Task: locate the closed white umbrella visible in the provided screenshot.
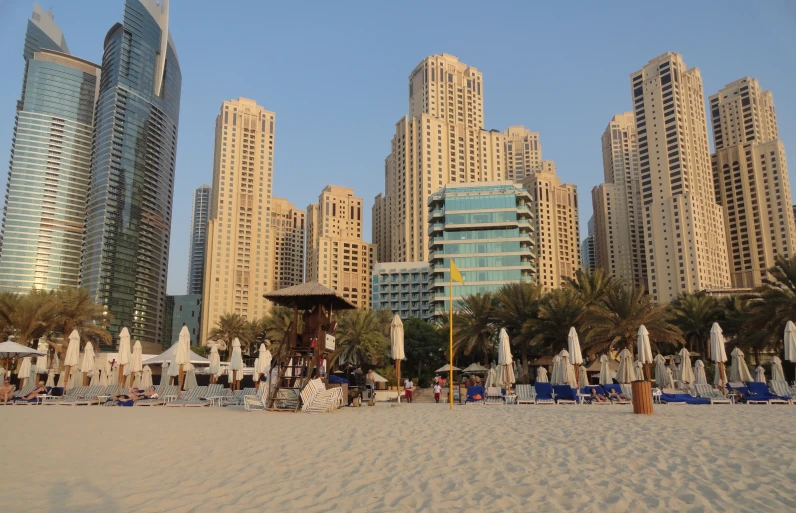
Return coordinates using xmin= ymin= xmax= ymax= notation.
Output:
xmin=678 ymin=347 xmax=695 ymax=384
xmin=130 ymin=340 xmax=143 ymax=387
xmin=559 ymin=350 xmax=576 ymax=387
xmin=101 ymin=357 xmax=112 ymax=386
xmin=17 ymin=357 xmax=33 ymax=390
xmin=754 ymin=365 xmax=766 ymax=383
xmin=184 ymin=363 xmax=198 ymax=390
xmin=579 ymin=365 xmax=589 ymax=388
xmin=390 ymin=314 xmax=406 ymax=403
xmin=771 ymin=356 xmax=786 ymax=383
xmin=63 ymin=330 xmax=81 ymax=389
xmin=710 ymin=323 xmax=728 ymax=387
xmin=141 ymin=366 xmax=153 ymax=389
xmin=654 ymin=354 xmax=668 ymax=386
xmin=730 ymin=347 xmax=753 ymax=383
xmin=536 ymin=366 xmax=548 ymax=383
xmin=637 ymin=325 xmax=653 ymax=380
xmin=693 ymin=360 xmax=707 ymax=385
xmin=567 ymin=327 xmax=583 ymax=385
xmin=484 ymin=365 xmax=496 ymax=388
xmin=616 ymin=349 xmax=635 ymax=384
xmin=634 ymin=360 xmax=644 ymax=382
xmin=89 ymin=369 xmax=100 ymax=386
xmin=253 ymin=343 xmax=269 ymax=385
xmin=784 ymin=321 xmax=796 ymax=364
xmin=168 ymin=357 xmax=180 ymax=381
xmin=208 ymin=345 xmax=221 ymax=383
xmin=45 ymin=369 xmax=55 ymax=388
xmin=162 ymin=361 xmax=171 ymax=385
xmin=668 ymin=356 xmax=680 ymax=382
xmin=550 ymin=355 xmax=561 ymax=385
xmin=599 ymin=355 xmax=613 ymax=385
xmin=175 ymin=326 xmax=191 ymax=391
xmin=80 ymin=342 xmax=96 ymax=387
xmin=229 ymin=337 xmax=244 ymax=390
xmin=34 ymin=339 xmax=49 ymax=374
xmin=67 ymin=364 xmax=81 ymax=390
xmin=497 ymin=328 xmax=515 ymax=388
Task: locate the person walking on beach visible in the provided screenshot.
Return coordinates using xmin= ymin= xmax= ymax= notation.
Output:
xmin=433 ymin=382 xmax=441 ymax=403
xmin=404 ymin=378 xmax=414 ymax=403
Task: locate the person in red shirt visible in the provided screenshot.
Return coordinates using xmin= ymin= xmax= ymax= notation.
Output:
xmin=404 ymin=378 xmax=414 ymax=403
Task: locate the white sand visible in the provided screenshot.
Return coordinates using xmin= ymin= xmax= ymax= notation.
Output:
xmin=2 ymin=403 xmax=796 ymax=512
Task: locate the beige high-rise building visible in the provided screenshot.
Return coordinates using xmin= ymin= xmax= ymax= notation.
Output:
xmin=504 ymin=126 xmax=542 ymax=182
xmin=307 ymin=185 xmax=375 ymax=309
xmin=373 ymin=54 xmax=509 ymax=263
xmin=200 ymin=98 xmax=275 ymax=344
xmin=631 ymin=53 xmax=730 ymax=303
xmin=522 ymin=169 xmax=581 ymax=290
xmin=591 ymin=113 xmax=647 ymax=289
xmin=710 ymin=77 xmax=796 ymax=287
xmin=270 ymin=197 xmax=305 ymax=290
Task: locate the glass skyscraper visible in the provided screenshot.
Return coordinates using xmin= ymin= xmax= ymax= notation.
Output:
xmin=187 ymin=184 xmax=211 ymax=295
xmin=428 ymin=182 xmax=535 ymax=314
xmin=0 ymin=5 xmax=100 ymax=292
xmin=81 ymin=0 xmax=182 ymax=344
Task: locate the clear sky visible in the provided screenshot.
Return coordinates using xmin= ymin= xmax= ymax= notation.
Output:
xmin=1 ymin=0 xmax=795 ymax=295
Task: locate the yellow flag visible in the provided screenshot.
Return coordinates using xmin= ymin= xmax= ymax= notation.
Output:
xmin=450 ymin=259 xmax=464 ymax=284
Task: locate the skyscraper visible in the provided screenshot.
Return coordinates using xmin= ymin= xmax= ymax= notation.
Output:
xmin=591 ymin=113 xmax=646 ymax=289
xmin=306 ymin=185 xmax=374 ymax=309
xmin=503 ymin=126 xmax=543 ymax=183
xmin=81 ymin=0 xmax=181 ymax=343
xmin=200 ymin=98 xmax=275 ymax=344
xmin=630 ymin=53 xmax=730 ymax=303
xmin=522 ymin=166 xmax=581 ymax=291
xmin=187 ymin=184 xmax=211 ymax=294
xmin=270 ymin=197 xmax=305 ymax=290
xmin=710 ymin=78 xmax=796 ymax=287
xmin=582 ymin=217 xmax=596 ymax=272
xmin=0 ymin=5 xmax=100 ymax=292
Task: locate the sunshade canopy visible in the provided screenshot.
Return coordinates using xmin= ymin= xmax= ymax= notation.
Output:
xmin=461 ymin=363 xmax=489 ymax=373
xmin=264 ymin=281 xmax=356 ymax=311
xmin=143 ymin=343 xmax=210 ymax=366
xmin=0 ymin=341 xmax=46 ymax=359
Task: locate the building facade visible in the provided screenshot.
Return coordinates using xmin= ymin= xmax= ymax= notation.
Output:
xmin=710 ymin=77 xmax=796 ymax=288
xmin=503 ymin=126 xmax=543 ymax=183
xmin=631 ymin=53 xmax=730 ymax=303
xmin=187 ymin=184 xmax=211 ymax=295
xmin=0 ymin=6 xmax=100 ymax=292
xmin=522 ymin=167 xmax=580 ymax=291
xmin=168 ymin=294 xmax=202 ymax=346
xmin=371 ymin=262 xmax=432 ymax=321
xmin=591 ymin=113 xmax=647 ymax=289
xmin=270 ymin=197 xmax=305 ymax=290
xmin=200 ymin=98 xmax=275 ymax=344
xmin=81 ymin=0 xmax=182 ymax=343
xmin=582 ymin=218 xmax=597 ymax=272
xmin=306 ymin=185 xmax=374 ymax=309
xmin=161 ymin=295 xmax=175 ymax=347
xmin=428 ymin=182 xmax=534 ymax=314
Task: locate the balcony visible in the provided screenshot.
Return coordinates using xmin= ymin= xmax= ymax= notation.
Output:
xmin=428 ymin=223 xmax=444 ymax=235
xmin=429 ymin=209 xmax=445 ymax=220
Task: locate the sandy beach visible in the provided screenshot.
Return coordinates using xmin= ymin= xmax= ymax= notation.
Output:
xmin=2 ymin=403 xmax=795 ymax=512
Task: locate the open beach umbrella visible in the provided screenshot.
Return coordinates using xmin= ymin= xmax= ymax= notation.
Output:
xmin=80 ymin=342 xmax=96 ymax=387
xmin=435 ymin=364 xmax=460 ymax=373
xmin=771 ymin=356 xmax=786 ymax=382
xmin=229 ymin=338 xmax=243 ymax=390
xmin=141 ymin=365 xmax=153 ymax=389
xmin=63 ymin=330 xmax=81 ymax=389
xmin=497 ymin=328 xmax=515 ymax=388
xmin=175 ymin=326 xmax=191 ymax=391
xmin=729 ymin=347 xmax=753 ymax=383
xmin=754 ymin=366 xmax=766 ymax=383
xmin=17 ymin=357 xmax=32 ymax=390
xmin=184 ymin=363 xmax=198 ymax=390
xmin=654 ymin=354 xmax=668 ymax=386
xmin=536 ymin=366 xmax=548 ymax=383
xmin=567 ymin=327 xmax=583 ymax=384
xmin=599 ymin=355 xmax=613 ymax=385
xmin=693 ymin=360 xmax=707 ymax=385
xmin=637 ymin=325 xmax=653 ymax=380
xmin=710 ymin=323 xmax=728 ymax=387
xmin=390 ymin=314 xmax=405 ymax=402
xmin=45 ymin=369 xmax=55 ymax=388
xmin=784 ymin=321 xmax=796 ymax=369
xmin=34 ymin=339 xmax=49 ymax=374
xmin=208 ymin=345 xmax=221 ymax=383
xmin=616 ymin=349 xmax=635 ymax=383
xmin=678 ymin=347 xmax=694 ymax=384
xmin=130 ymin=340 xmax=143 ymax=386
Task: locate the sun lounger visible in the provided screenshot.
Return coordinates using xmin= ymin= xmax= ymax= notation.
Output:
xmin=533 ymin=382 xmax=555 ymax=404
xmin=659 ymin=392 xmax=709 ymax=405
xmin=619 ymin=384 xmax=634 ymax=400
xmin=769 ymin=380 xmax=796 ymax=403
xmin=515 ymin=384 xmax=536 ymax=404
xmin=12 ymin=386 xmax=50 ymax=405
xmin=485 ymin=386 xmax=504 ymax=404
xmin=62 ymin=385 xmax=105 ymax=406
xmin=13 ymin=383 xmax=34 ymax=398
xmin=165 ymin=387 xmax=210 ymax=407
xmin=746 ymin=382 xmax=791 ymax=404
xmin=601 ymin=384 xmax=631 ymax=404
xmin=52 ymin=386 xmax=88 ymax=405
xmin=693 ymin=384 xmax=732 ymax=404
xmin=300 ymin=379 xmax=324 ymax=412
xmin=581 ymin=385 xmax=611 ymax=405
xmin=465 ymin=385 xmax=485 ymax=404
xmin=244 ymin=385 xmax=269 ymax=411
xmin=135 ymin=385 xmax=176 ymax=406
xmin=552 ymin=385 xmax=579 ymax=404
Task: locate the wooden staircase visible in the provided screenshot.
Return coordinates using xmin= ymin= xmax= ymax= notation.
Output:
xmin=266 ymin=343 xmax=314 ymax=412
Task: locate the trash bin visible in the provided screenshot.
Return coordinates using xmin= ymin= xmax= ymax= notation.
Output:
xmin=631 ymin=380 xmax=653 ymax=414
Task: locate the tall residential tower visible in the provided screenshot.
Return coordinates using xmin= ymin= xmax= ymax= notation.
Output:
xmin=0 ymin=5 xmax=100 ymax=292
xmin=270 ymin=197 xmax=305 ymax=290
xmin=187 ymin=184 xmax=211 ymax=294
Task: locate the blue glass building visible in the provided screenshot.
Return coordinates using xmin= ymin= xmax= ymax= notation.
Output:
xmin=0 ymin=5 xmax=100 ymax=292
xmin=81 ymin=0 xmax=182 ymax=344
xmin=371 ymin=262 xmax=432 ymax=321
xmin=428 ymin=182 xmax=536 ymax=314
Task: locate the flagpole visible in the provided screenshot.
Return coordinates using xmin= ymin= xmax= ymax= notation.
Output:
xmin=449 ymin=272 xmax=453 ymax=410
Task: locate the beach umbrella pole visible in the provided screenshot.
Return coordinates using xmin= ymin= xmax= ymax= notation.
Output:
xmin=117 ymin=364 xmax=125 ymax=392
xmin=719 ymin=362 xmax=727 ymax=390
xmin=574 ymin=364 xmax=580 ymax=387
xmin=83 ymin=373 xmax=88 ymax=386
xmin=396 ymin=359 xmax=401 ymax=404
xmin=64 ymin=365 xmax=71 ymax=388
xmin=178 ymin=364 xmax=185 ymax=392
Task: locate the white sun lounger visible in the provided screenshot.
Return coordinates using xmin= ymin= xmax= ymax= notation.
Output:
xmin=693 ymin=384 xmax=732 ymax=404
xmin=515 ymin=384 xmax=535 ymax=404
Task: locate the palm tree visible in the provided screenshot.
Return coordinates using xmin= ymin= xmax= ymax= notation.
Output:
xmin=671 ymin=291 xmax=721 ymax=357
xmin=449 ymin=293 xmax=496 ymax=365
xmin=581 ymin=286 xmax=682 ymax=356
xmin=329 ymin=309 xmax=389 ymax=367
xmin=208 ymin=313 xmax=253 ymax=355
xmin=721 ymin=295 xmax=768 ymax=366
xmin=525 ymin=288 xmax=582 ymax=356
xmin=4 ymin=290 xmax=59 ymax=347
xmin=564 ymin=268 xmax=619 ymax=307
xmin=743 ymin=256 xmax=796 ymax=356
xmin=0 ymin=291 xmax=19 ymax=341
xmin=52 ymin=287 xmax=112 ymax=349
xmin=494 ymin=282 xmax=542 ymax=379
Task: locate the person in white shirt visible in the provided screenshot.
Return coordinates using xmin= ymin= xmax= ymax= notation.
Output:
xmin=404 ymin=378 xmax=414 ymax=403
xmin=433 ymin=383 xmax=442 ymax=403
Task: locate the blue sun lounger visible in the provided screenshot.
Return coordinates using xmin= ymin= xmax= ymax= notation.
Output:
xmin=552 ymin=385 xmax=578 ymax=404
xmin=534 ymin=382 xmax=555 ymax=404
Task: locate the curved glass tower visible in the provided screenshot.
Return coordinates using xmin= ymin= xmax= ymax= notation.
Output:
xmin=81 ymin=0 xmax=181 ymax=344
xmin=0 ymin=5 xmax=100 ymax=292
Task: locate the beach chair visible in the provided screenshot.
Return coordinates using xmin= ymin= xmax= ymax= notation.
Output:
xmin=12 ymin=386 xmax=51 ymax=405
xmin=601 ymin=384 xmax=631 ymax=404
xmin=515 ymin=384 xmax=536 ymax=405
xmin=619 ymin=384 xmax=634 ymax=400
xmin=53 ymin=386 xmax=88 ymax=406
xmin=64 ymin=385 xmax=105 ymax=406
xmin=746 ymin=381 xmax=791 ymax=404
xmin=693 ymin=384 xmax=732 ymax=404
xmin=659 ymin=389 xmax=709 ymax=404
xmin=165 ymin=387 xmax=209 ymax=407
xmin=0 ymin=384 xmax=16 ymax=405
xmin=300 ymin=379 xmax=325 ymax=412
xmin=581 ymin=385 xmax=611 ymax=405
xmin=769 ymin=381 xmax=796 ymax=403
xmin=533 ymin=382 xmax=555 ymax=405
xmin=13 ymin=383 xmax=34 ymax=398
xmin=244 ymin=385 xmax=269 ymax=411
xmin=465 ymin=385 xmax=486 ymax=404
xmin=135 ymin=385 xmax=175 ymax=406
xmin=42 ymin=386 xmax=81 ymax=405
xmin=485 ymin=386 xmax=504 ymax=405
xmin=552 ymin=385 xmax=578 ymax=404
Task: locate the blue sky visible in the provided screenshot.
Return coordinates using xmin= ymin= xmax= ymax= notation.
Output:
xmin=1 ymin=1 xmax=795 ymax=295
